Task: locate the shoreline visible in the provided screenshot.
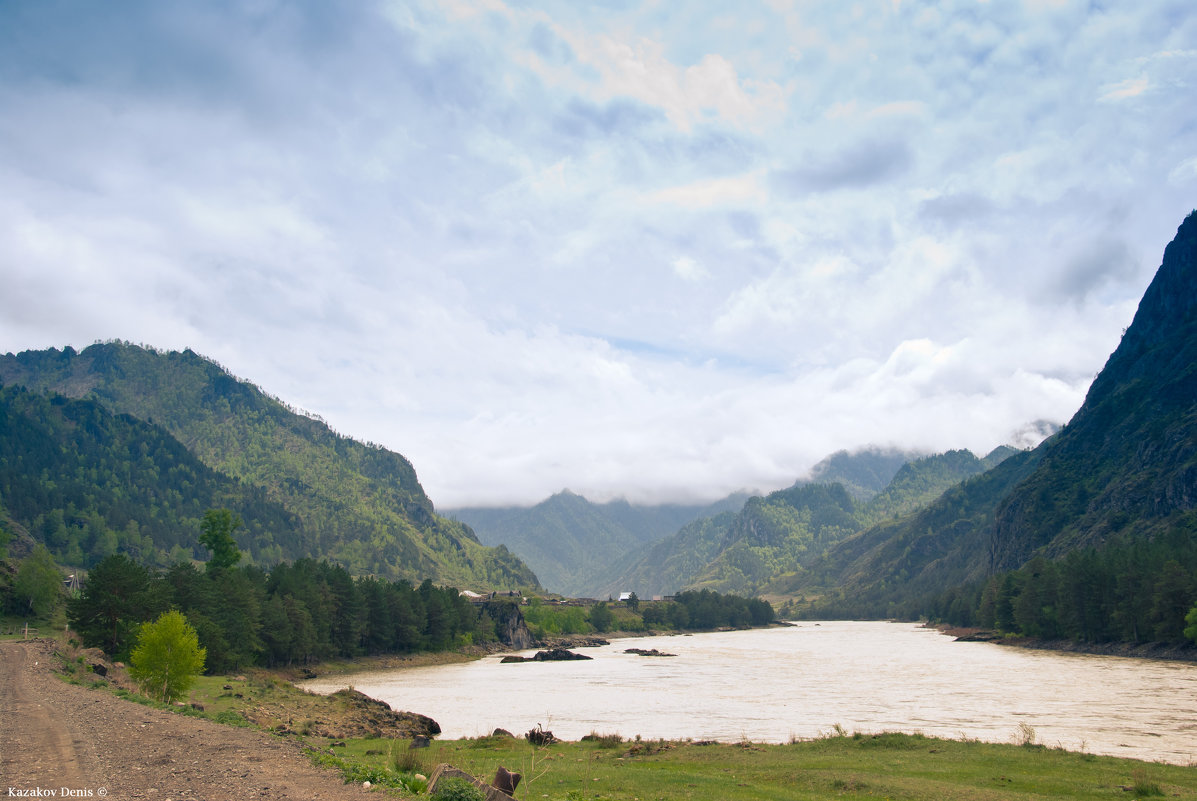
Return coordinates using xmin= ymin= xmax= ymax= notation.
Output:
xmin=281 ymin=620 xmax=1197 ymax=683
xmin=930 ymin=624 xmax=1197 ymax=663
xmin=271 ymin=627 xmax=680 ymax=681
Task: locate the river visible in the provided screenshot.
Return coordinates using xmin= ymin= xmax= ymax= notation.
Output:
xmin=299 ymin=621 xmax=1197 ymax=764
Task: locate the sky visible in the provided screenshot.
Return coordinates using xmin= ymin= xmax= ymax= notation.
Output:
xmin=1 ymin=1 xmax=1195 ymax=508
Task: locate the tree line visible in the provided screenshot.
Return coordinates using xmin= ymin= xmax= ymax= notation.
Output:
xmin=923 ymin=523 xmax=1197 ymax=645
xmin=521 ymin=588 xmax=775 ymax=639
xmin=67 ymin=552 xmax=501 ymax=671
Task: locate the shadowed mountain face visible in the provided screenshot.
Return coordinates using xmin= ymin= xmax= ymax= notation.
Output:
xmin=792 ymin=211 xmax=1197 ymax=615
xmin=989 ymin=211 xmax=1197 ymax=570
xmin=0 ymin=342 xmax=539 ymax=589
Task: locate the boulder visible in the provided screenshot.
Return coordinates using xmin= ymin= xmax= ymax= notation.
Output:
xmin=501 ymin=648 xmax=592 ymax=663
xmin=492 ymin=766 xmax=521 ymax=795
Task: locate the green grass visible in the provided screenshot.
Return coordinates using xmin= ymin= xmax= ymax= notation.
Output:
xmin=309 ymin=730 xmax=1197 ymax=800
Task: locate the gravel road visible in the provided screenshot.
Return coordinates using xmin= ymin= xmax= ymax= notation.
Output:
xmin=0 ymin=639 xmax=380 ymax=800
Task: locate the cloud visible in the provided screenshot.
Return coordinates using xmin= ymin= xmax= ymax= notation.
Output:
xmin=1168 ymin=157 xmax=1197 ymax=185
xmin=771 ymin=138 xmax=914 ymax=194
xmin=1047 ymin=238 xmax=1139 ymax=304
xmin=918 ymin=193 xmax=997 ymax=228
xmin=1099 ymin=76 xmax=1150 ymax=102
xmin=560 ymin=32 xmax=786 ymax=132
xmin=1 ymin=0 xmax=1194 ymax=507
xmin=671 ymin=256 xmax=709 ymax=282
xmin=644 ymin=173 xmax=767 ymax=209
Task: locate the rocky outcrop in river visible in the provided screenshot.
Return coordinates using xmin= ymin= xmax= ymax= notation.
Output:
xmin=500 ymin=648 xmax=592 ymax=663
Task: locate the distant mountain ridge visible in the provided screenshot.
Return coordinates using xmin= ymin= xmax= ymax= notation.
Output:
xmin=801 ymin=447 xmax=925 ymax=501
xmin=452 ymin=447 xmax=931 ymax=598
xmin=0 ymin=342 xmax=539 ymax=589
xmin=448 ymin=490 xmax=748 ymax=596
xmin=581 ymin=446 xmax=1016 ymax=598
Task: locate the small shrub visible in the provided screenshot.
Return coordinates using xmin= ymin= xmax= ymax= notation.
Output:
xmin=465 ymin=734 xmax=504 ymax=749
xmin=392 ymin=742 xmax=424 ymax=773
xmin=855 ymin=732 xmax=924 ymax=750
xmin=831 ymin=778 xmax=869 ymax=791
xmin=823 ymin=723 xmax=848 ymax=739
xmin=1133 ymin=769 xmax=1165 ymax=797
xmin=581 ymin=731 xmax=623 ymax=749
xmin=397 ymin=773 xmax=428 ymax=794
xmin=213 ymin=709 xmax=251 ymax=727
xmin=430 ymin=776 xmax=486 ymax=801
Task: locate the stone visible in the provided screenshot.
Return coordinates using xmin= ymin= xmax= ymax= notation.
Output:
xmin=492 ymin=766 xmax=521 ymax=795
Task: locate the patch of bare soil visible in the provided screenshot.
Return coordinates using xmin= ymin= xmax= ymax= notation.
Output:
xmin=0 ymin=639 xmax=383 ymax=799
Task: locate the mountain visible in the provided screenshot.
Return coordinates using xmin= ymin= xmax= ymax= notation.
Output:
xmin=988 ymin=212 xmax=1197 ymax=568
xmin=794 ymin=211 xmax=1197 ymax=618
xmin=585 ymin=511 xmax=740 ymax=599
xmin=0 ymin=383 xmax=305 ymax=567
xmin=448 ymin=490 xmax=748 ymax=596
xmin=861 ymin=447 xmax=1018 ymax=526
xmin=800 ymin=447 xmax=926 ymax=501
xmin=599 ymin=447 xmax=1015 ymax=598
xmin=0 ymin=343 xmax=539 ymax=589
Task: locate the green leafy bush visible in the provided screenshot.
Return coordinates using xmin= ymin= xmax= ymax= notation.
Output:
xmin=430 ymin=776 xmax=486 ymax=801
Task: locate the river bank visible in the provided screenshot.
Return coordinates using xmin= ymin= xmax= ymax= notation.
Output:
xmin=269 ymin=627 xmax=698 ymax=681
xmin=933 ymin=624 xmax=1197 ymax=663
xmin=285 ymin=621 xmax=1197 ymax=686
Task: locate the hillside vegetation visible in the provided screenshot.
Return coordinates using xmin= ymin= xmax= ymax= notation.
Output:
xmin=0 ymin=343 xmax=538 ymax=589
xmin=788 ymin=212 xmax=1197 ymax=644
xmin=598 ymin=448 xmax=1015 ymax=598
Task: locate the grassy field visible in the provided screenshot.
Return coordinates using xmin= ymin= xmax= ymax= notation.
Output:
xmin=312 ymin=730 xmax=1197 ymax=800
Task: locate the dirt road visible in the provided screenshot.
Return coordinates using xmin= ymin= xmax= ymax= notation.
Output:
xmin=0 ymin=639 xmax=378 ymax=800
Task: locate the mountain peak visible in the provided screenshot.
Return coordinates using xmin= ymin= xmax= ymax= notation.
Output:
xmin=1112 ymin=210 xmax=1197 ymax=357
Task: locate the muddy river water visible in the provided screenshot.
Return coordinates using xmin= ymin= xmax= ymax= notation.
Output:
xmin=301 ymin=620 xmax=1197 ymax=764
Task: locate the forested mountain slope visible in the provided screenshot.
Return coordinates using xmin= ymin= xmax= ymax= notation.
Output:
xmin=989 ymin=211 xmax=1197 ymax=568
xmin=601 ymin=448 xmax=1014 ymax=598
xmin=0 ymin=343 xmax=538 ymax=589
xmin=794 ymin=211 xmax=1197 ymax=621
xmin=0 ymin=384 xmax=304 ymax=567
